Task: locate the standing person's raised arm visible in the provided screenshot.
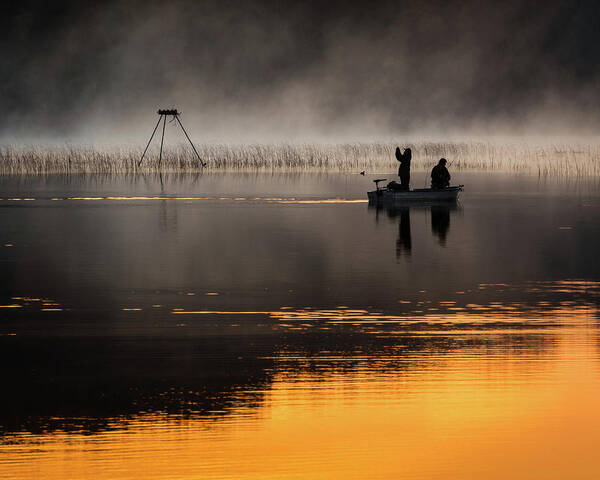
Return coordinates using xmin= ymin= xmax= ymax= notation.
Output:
xmin=395 ymin=147 xmax=402 ymax=162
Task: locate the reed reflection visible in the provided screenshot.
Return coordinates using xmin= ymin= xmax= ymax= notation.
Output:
xmin=0 ymin=334 xmax=277 ymax=435
xmin=3 ymin=279 xmax=597 ymax=437
xmin=4 ymin=320 xmax=598 ymax=480
xmin=0 ymin=320 xmax=559 ymax=437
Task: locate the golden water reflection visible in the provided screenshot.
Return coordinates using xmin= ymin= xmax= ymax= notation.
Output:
xmin=2 ymin=315 xmax=600 ymax=479
xmin=1 ymin=281 xmax=600 ymax=478
xmin=171 ymin=304 xmax=597 ymax=330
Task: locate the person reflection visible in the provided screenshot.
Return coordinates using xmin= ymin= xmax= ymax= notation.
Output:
xmin=379 ymin=205 xmax=412 ymax=258
xmin=388 ymin=207 xmax=411 ymax=258
xmin=431 ymin=205 xmax=450 ymax=245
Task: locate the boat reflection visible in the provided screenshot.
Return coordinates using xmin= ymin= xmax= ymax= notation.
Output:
xmin=369 ymin=201 xmax=460 ymax=256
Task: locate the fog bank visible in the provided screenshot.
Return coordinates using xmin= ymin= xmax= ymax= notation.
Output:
xmin=2 ymin=0 xmax=600 ymax=144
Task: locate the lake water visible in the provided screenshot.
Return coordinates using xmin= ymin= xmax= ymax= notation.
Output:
xmin=1 ymin=171 xmax=599 ymax=479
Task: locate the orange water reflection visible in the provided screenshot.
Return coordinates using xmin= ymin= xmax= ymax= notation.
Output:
xmin=1 ymin=310 xmax=599 ymax=479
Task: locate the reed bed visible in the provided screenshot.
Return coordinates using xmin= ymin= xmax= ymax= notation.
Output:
xmin=1 ymin=142 xmax=599 ymax=176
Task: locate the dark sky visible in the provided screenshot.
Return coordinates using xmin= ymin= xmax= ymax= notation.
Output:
xmin=2 ymin=0 xmax=600 ymax=142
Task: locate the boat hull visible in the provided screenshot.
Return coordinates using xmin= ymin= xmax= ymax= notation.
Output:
xmin=367 ymin=186 xmax=463 ymax=204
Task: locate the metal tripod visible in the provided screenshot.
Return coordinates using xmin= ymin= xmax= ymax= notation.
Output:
xmin=137 ymin=109 xmax=206 ymax=168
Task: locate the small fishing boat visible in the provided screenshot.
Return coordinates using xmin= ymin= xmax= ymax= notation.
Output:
xmin=367 ymin=179 xmax=463 ymax=204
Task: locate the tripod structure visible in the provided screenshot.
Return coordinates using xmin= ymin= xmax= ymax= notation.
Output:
xmin=138 ymin=109 xmax=206 ymax=168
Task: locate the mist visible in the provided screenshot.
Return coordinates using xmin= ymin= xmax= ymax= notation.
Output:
xmin=2 ymin=0 xmax=600 ymax=144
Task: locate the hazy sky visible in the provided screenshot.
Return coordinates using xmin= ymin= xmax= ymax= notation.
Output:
xmin=2 ymin=0 xmax=600 ymax=143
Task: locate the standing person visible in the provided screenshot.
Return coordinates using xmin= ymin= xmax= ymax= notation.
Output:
xmin=395 ymin=147 xmax=412 ymax=190
xmin=431 ymin=158 xmax=451 ymax=189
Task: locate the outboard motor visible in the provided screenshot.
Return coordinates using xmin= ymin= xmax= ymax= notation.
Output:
xmin=373 ymin=179 xmax=387 ymax=196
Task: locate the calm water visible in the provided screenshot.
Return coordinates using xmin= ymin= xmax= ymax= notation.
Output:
xmin=1 ymin=172 xmax=599 ymax=479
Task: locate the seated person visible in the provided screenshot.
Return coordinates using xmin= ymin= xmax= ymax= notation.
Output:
xmin=431 ymin=158 xmax=450 ymax=189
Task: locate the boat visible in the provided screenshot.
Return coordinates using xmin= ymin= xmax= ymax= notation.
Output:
xmin=367 ymin=179 xmax=463 ymax=204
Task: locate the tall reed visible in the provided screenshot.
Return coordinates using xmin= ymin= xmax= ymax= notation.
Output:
xmin=0 ymin=142 xmax=599 ymax=176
